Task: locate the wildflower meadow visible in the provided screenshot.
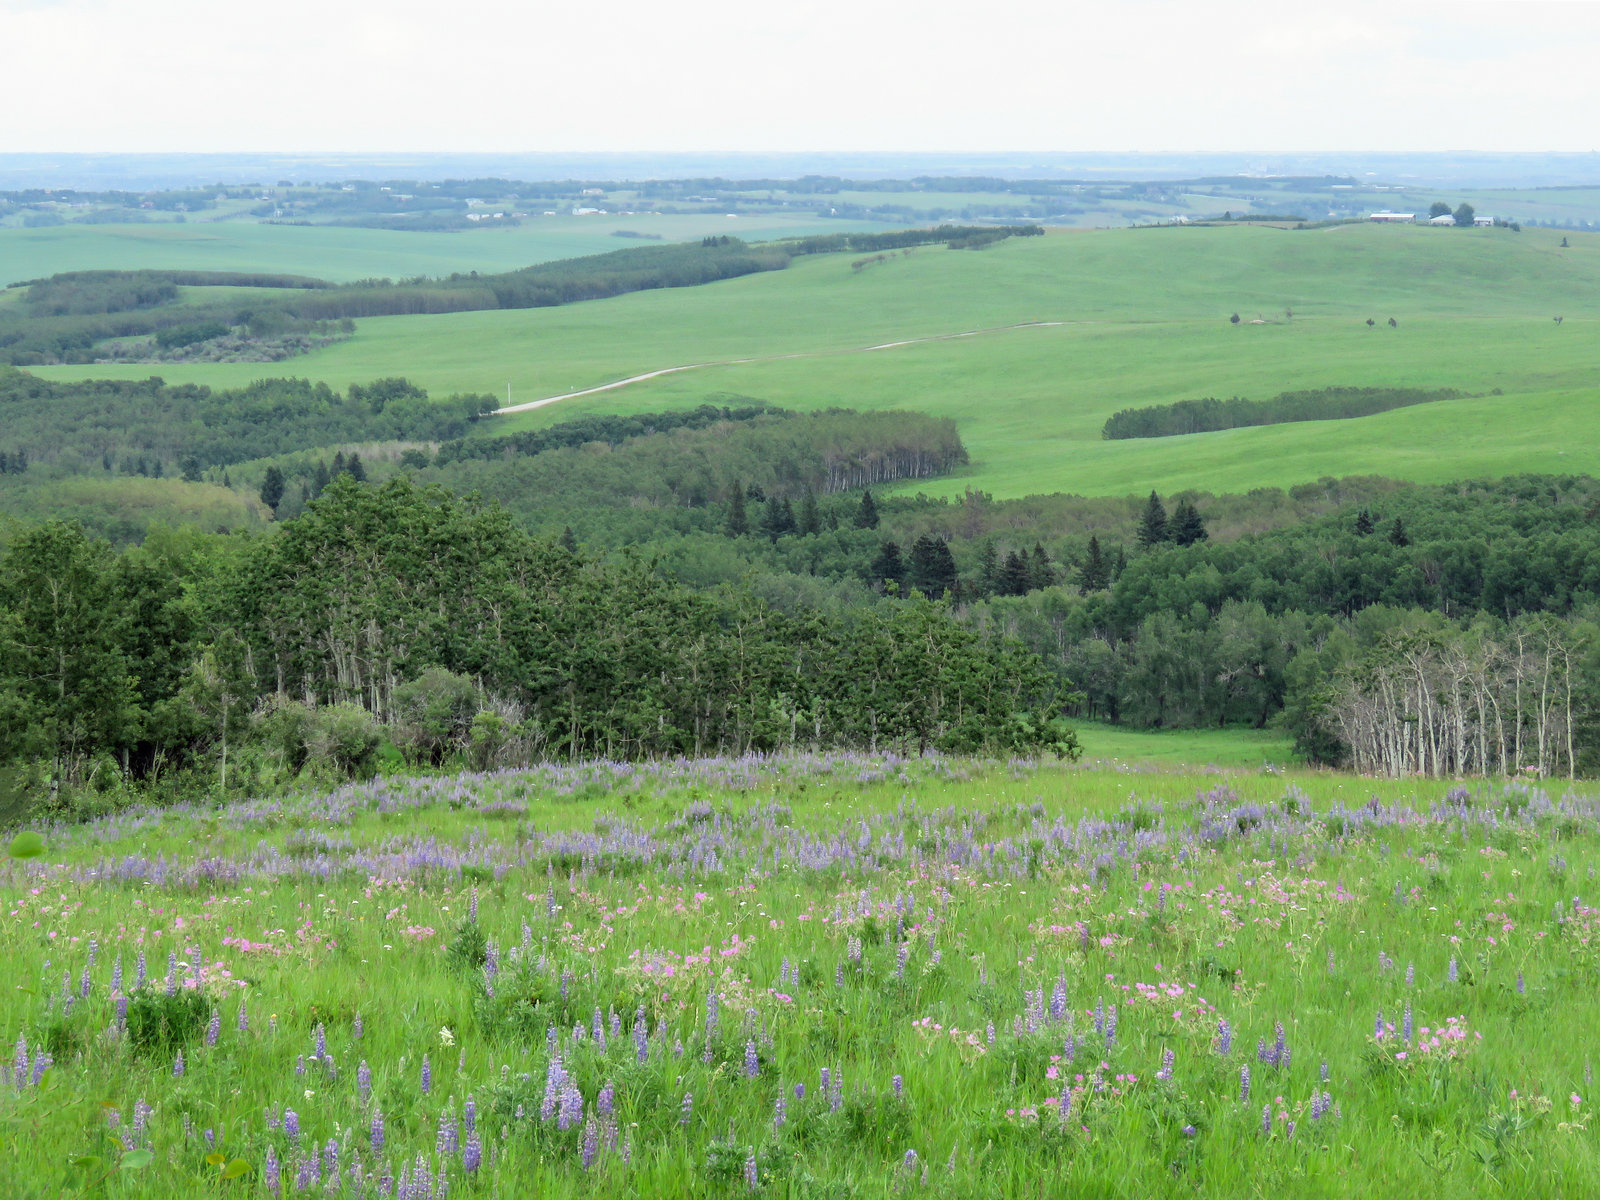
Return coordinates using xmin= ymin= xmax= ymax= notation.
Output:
xmin=4 ymin=754 xmax=1600 ymax=1197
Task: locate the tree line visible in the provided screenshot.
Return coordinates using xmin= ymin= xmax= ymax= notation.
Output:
xmin=1101 ymin=386 xmax=1468 ymax=440
xmin=0 ymin=476 xmax=1074 ymax=820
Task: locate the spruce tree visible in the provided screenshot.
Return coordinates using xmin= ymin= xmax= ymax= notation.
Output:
xmin=1354 ymin=508 xmax=1375 ymax=536
xmin=1029 ymin=542 xmax=1055 ymax=589
xmin=909 ymin=534 xmax=958 ymax=600
xmin=1389 ymin=517 xmax=1410 ymax=547
xmin=1170 ymin=500 xmax=1208 ymax=547
xmin=259 ymin=466 xmax=286 ymax=516
xmin=346 ymin=453 xmax=366 ymax=483
xmin=759 ymin=496 xmax=790 ymax=543
xmin=870 ymin=540 xmax=907 ymax=593
xmin=855 ymin=490 xmax=880 ymax=530
xmin=1137 ymin=491 xmax=1169 ymax=548
xmin=311 ymin=461 xmax=330 ymax=499
xmin=1077 ymin=535 xmax=1109 ymax=594
xmin=998 ymin=551 xmax=1032 ymax=596
xmin=976 ymin=540 xmax=1000 ymax=597
xmin=798 ymin=489 xmax=821 ymax=536
xmin=1112 ymin=545 xmax=1128 ymax=581
xmin=559 ymin=527 xmax=578 ymax=553
xmin=332 ymin=451 xmax=346 ymax=477
xmin=725 ymin=480 xmax=749 ymax=537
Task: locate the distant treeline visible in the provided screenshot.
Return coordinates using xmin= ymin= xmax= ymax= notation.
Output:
xmin=433 ymin=403 xmax=780 ymax=466
xmin=0 ymin=368 xmax=494 ymax=477
xmin=1101 ymin=386 xmax=1468 ymax=440
xmin=1 ymin=227 xmax=1042 ymax=363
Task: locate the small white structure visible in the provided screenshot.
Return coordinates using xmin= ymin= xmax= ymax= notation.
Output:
xmin=1369 ymin=211 xmax=1416 ymax=222
xmin=1474 ymin=215 xmax=1495 ymax=227
xmin=1429 ymin=214 xmax=1456 ymax=226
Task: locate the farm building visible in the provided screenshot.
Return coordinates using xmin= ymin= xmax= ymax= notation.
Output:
xmin=1368 ymin=211 xmax=1416 ymax=222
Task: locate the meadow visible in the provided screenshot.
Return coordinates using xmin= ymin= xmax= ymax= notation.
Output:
xmin=5 ymin=751 xmax=1600 ymax=1198
xmin=34 ymin=223 xmax=1600 ymax=499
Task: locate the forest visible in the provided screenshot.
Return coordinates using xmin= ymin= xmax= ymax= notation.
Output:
xmin=1101 ymin=385 xmax=1469 ymax=439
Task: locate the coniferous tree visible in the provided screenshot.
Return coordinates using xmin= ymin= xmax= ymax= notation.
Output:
xmin=1170 ymin=500 xmax=1208 ymax=547
xmin=725 ymin=480 xmax=749 ymax=537
xmin=346 ymin=454 xmax=366 ymax=483
xmin=1077 ymin=535 xmax=1109 ymax=594
xmin=998 ymin=550 xmax=1032 ymax=596
xmin=1137 ymin=491 xmax=1169 ymax=548
xmin=870 ymin=540 xmax=907 ymax=593
xmin=311 ymin=460 xmax=331 ymax=499
xmin=222 ymin=470 xmax=231 ymax=489
xmin=559 ymin=526 xmax=578 ymax=553
xmin=798 ymin=490 xmax=821 ymax=536
xmin=1112 ymin=545 xmax=1128 ymax=581
xmin=1029 ymin=542 xmax=1055 ymax=589
xmin=332 ymin=451 xmax=347 ymax=477
xmin=1388 ymin=517 xmax=1410 ymax=547
xmin=760 ymin=496 xmax=794 ymax=543
xmin=975 ymin=540 xmax=1000 ymax=597
xmin=259 ymin=466 xmax=286 ymax=516
xmin=1354 ymin=508 xmax=1375 ymax=536
xmin=746 ymin=482 xmax=766 ymax=502
xmin=909 ymin=534 xmax=958 ymax=600
xmin=855 ymin=490 xmax=880 ymax=530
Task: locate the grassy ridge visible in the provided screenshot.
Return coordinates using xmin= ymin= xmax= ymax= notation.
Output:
xmin=28 ymin=224 xmax=1600 ymax=498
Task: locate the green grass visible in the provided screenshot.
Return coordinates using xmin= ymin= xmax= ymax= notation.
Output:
xmin=5 ymin=754 xmax=1599 ymax=1198
xmin=0 ymin=212 xmax=889 ymax=287
xmin=1068 ymin=721 xmax=1297 ymax=769
xmin=31 ymin=223 xmax=1599 ymax=499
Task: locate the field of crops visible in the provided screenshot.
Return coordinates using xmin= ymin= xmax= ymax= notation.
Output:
xmin=6 ymin=753 xmax=1600 ymax=1198
xmin=33 ymin=223 xmax=1599 ymax=500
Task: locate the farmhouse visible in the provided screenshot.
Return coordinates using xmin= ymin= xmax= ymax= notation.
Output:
xmin=1368 ymin=211 xmax=1416 ymax=222
xmin=1429 ymin=214 xmax=1455 ymax=225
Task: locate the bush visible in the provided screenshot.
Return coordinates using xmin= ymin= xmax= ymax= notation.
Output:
xmin=125 ymin=987 xmax=210 ymax=1055
xmin=302 ymin=703 xmax=382 ymax=779
xmin=391 ymin=668 xmax=479 ymax=765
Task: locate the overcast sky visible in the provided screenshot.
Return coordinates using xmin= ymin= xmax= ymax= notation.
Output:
xmin=3 ymin=0 xmax=1598 ymax=153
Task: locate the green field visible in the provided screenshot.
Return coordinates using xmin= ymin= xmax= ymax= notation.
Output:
xmin=34 ymin=223 xmax=1600 ymax=499
xmin=5 ymin=754 xmax=1598 ymax=1198
xmin=0 ymin=212 xmax=887 ymax=287
xmin=1067 ymin=721 xmax=1297 ymax=769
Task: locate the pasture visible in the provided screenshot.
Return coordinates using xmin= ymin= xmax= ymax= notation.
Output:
xmin=33 ymin=223 xmax=1600 ymax=499
xmin=4 ymin=753 xmax=1598 ymax=1198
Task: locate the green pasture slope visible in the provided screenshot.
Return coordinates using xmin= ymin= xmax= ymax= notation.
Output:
xmin=0 ymin=211 xmax=885 ymax=287
xmin=33 ymin=222 xmax=1600 ymax=499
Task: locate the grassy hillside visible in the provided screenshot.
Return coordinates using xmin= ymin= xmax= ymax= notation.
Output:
xmin=31 ymin=223 xmax=1600 ymax=498
xmin=0 ymin=211 xmax=885 ymax=287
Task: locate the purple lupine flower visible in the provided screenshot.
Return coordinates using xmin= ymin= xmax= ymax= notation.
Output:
xmin=371 ymin=1109 xmax=385 ymax=1152
xmin=323 ymin=1137 xmax=339 ymax=1181
xmin=465 ymin=1095 xmax=477 ymax=1135
xmin=173 ymin=1050 xmax=185 ymax=1078
xmin=206 ymin=1009 xmax=220 ymax=1048
xmin=1050 ymin=974 xmax=1067 ymax=1023
xmin=1218 ymin=1020 xmax=1233 ymax=1056
xmin=1448 ymin=958 xmax=1459 ymax=984
xmin=358 ymin=1060 xmax=372 ymax=1103
xmin=283 ymin=1109 xmax=300 ymax=1143
xmin=746 ymin=1149 xmax=760 ymax=1190
xmin=774 ymin=1096 xmax=787 ymax=1130
xmin=558 ymin=1082 xmax=582 ymax=1132
xmin=1321 ymin=1060 xmax=1330 ymax=1082
xmin=470 ymin=888 xmax=479 ymax=922
xmin=834 ymin=963 xmax=844 ymax=988
xmin=744 ymin=1040 xmax=759 ymax=1078
xmin=296 ymin=1054 xmax=307 ymax=1077
xmin=237 ymin=1001 xmax=248 ymax=1033
xmin=115 ymin=994 xmax=128 ymax=1026
xmin=582 ymin=1117 xmax=599 ymax=1170
xmin=1375 ymin=1009 xmax=1385 ymax=1039
xmin=1402 ymin=1003 xmax=1413 ymax=1043
xmin=1286 ymin=1120 xmax=1296 ymax=1139
xmin=264 ymin=1146 xmax=280 ymax=1196
xmin=1105 ymin=1006 xmax=1117 ymax=1051
xmin=12 ymin=1035 xmax=26 ymax=1089
xmin=464 ymin=1130 xmax=482 ymax=1173
xmin=1272 ymin=1022 xmax=1286 ymax=1067
xmin=892 ymin=1074 xmax=903 ymax=1098
xmin=314 ymin=1023 xmax=327 ymax=1059
xmin=80 ymin=965 xmax=92 ymax=999
xmin=794 ymin=1082 xmax=805 ymax=1101
xmin=1182 ymin=1124 xmax=1196 ymax=1137
xmin=1517 ymin=971 xmax=1526 ymax=996
xmin=295 ymin=1152 xmax=315 ymax=1191
xmin=985 ymin=1022 xmax=995 ymax=1047
xmin=1093 ymin=997 xmax=1105 ymax=1036
xmin=596 ymin=1083 xmax=613 ymax=1119
xmin=1240 ymin=1065 xmax=1251 ymax=1104
xmin=30 ymin=1052 xmax=52 ymax=1085
xmin=1064 ymin=1034 xmax=1076 ymax=1063
xmin=421 ymin=1054 xmax=432 ymax=1094
xmin=1404 ymin=962 xmax=1415 ymax=988
xmin=1310 ymin=1091 xmax=1328 ymax=1120
xmin=110 ymin=953 xmax=122 ymax=994
xmin=1156 ymin=1048 xmax=1175 ymax=1082
xmin=132 ymin=1098 xmax=153 ymax=1139
xmin=135 ymin=950 xmax=147 ymax=990
xmin=1261 ymin=1104 xmax=1272 ymax=1136
xmin=165 ymin=951 xmax=178 ymax=996
xmin=680 ymin=1092 xmax=694 ymax=1126
xmin=353 ymin=1012 xmax=363 ymax=1039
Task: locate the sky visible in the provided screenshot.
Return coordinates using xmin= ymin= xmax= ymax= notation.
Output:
xmin=2 ymin=0 xmax=1599 ymax=153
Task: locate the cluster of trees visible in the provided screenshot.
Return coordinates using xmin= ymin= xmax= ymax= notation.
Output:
xmin=433 ymin=404 xmax=778 ymax=468
xmin=1102 ymin=386 xmax=1466 ymax=440
xmin=0 ymin=477 xmax=1073 ymax=818
xmin=0 ymin=370 xmax=495 ymax=481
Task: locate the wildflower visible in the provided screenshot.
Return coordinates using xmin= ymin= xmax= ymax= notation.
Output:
xmin=314 ymin=1023 xmax=327 ymax=1059
xmin=173 ymin=1050 xmax=185 ymax=1078
xmin=465 ymin=1129 xmax=482 ymax=1173
xmin=1448 ymin=958 xmax=1459 ymax=984
xmin=892 ymin=1074 xmax=903 ymax=1098
xmin=1240 ymin=1065 xmax=1251 ymax=1104
xmin=421 ymin=1054 xmax=432 ymax=1094
xmin=774 ymin=1096 xmax=787 ymax=1130
xmin=1156 ymin=1048 xmax=1175 ymax=1082
xmin=283 ymin=1109 xmax=300 ymax=1144
xmin=358 ymin=1060 xmax=371 ymax=1103
xmin=371 ymin=1109 xmax=385 ymax=1152
xmin=439 ymin=1027 xmax=455 ymax=1047
xmin=1217 ymin=1019 xmax=1232 ymax=1057
xmin=744 ymin=1040 xmax=759 ymax=1078
xmin=680 ymin=1092 xmax=694 ymax=1126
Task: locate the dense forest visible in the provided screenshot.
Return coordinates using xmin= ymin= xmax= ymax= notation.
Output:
xmin=0 ymin=476 xmax=1070 ymax=823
